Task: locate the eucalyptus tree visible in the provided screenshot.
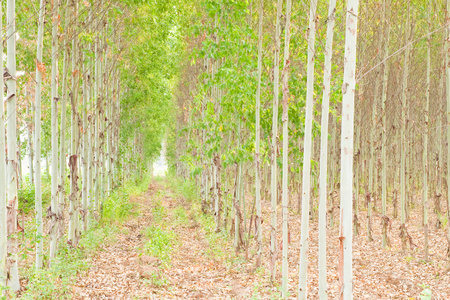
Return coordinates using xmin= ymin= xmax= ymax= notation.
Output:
xmin=34 ymin=0 xmax=45 ymax=269
xmin=254 ymin=0 xmax=263 ymax=269
xmin=50 ymin=0 xmax=60 ymax=260
xmin=447 ymin=0 xmax=450 ymax=262
xmin=318 ymin=0 xmax=337 ymax=297
xmin=380 ymin=0 xmax=390 ymax=248
xmin=340 ymin=0 xmax=359 ymax=297
xmin=60 ymin=0 xmax=71 ymax=237
xmin=281 ymin=0 xmax=291 ymax=297
xmin=399 ymin=0 xmax=411 ymax=252
xmin=298 ymin=0 xmax=318 ymax=297
xmin=422 ymin=0 xmax=431 ymax=261
xmin=68 ymin=0 xmax=81 ymax=246
xmin=0 ymin=0 xmax=7 ymax=286
xmin=6 ymin=0 xmax=21 ymax=291
xmin=270 ymin=0 xmax=282 ymax=281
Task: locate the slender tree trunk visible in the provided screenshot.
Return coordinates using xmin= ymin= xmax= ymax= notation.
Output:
xmin=270 ymin=0 xmax=282 ymax=281
xmin=318 ymin=0 xmax=337 ymax=297
xmin=69 ymin=0 xmax=80 ymax=246
xmin=50 ymin=0 xmax=60 ymax=261
xmin=0 ymin=0 xmax=7 ymax=286
xmin=423 ymin=0 xmax=431 ymax=261
xmin=281 ymin=0 xmax=291 ymax=297
xmin=381 ymin=0 xmax=390 ymax=248
xmin=298 ymin=0 xmax=318 ymax=298
xmin=254 ymin=0 xmax=263 ymax=269
xmin=446 ymin=0 xmax=450 ymax=262
xmin=400 ymin=0 xmax=410 ymax=252
xmin=34 ymin=0 xmax=45 ymax=269
xmin=6 ymin=0 xmax=20 ymax=291
xmin=60 ymin=0 xmax=71 ymax=238
xmin=339 ymin=0 xmax=359 ymax=298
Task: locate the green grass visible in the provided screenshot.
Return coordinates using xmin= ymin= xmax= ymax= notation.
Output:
xmin=142 ymin=225 xmax=176 ymax=266
xmin=101 ymin=173 xmax=152 ymax=223
xmin=173 ymin=206 xmax=189 ymax=225
xmin=18 ymin=172 xmax=153 ymax=299
xmin=20 ymin=224 xmax=119 ymax=299
xmin=18 ymin=176 xmax=52 ymax=214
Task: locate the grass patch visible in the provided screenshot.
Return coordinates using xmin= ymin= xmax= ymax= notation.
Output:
xmin=173 ymin=206 xmax=189 ymax=225
xmin=18 ymin=176 xmax=52 ymax=214
xmin=20 ymin=224 xmax=119 ymax=299
xmin=101 ymin=173 xmax=152 ymax=223
xmin=152 ymin=199 xmax=167 ymax=223
xmin=142 ymin=225 xmax=176 ymax=266
xmin=17 ymin=172 xmax=152 ymax=299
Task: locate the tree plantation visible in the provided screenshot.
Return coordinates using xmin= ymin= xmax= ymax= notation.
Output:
xmin=0 ymin=0 xmax=449 ymax=299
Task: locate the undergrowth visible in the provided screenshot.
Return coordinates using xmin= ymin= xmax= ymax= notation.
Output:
xmin=142 ymin=225 xmax=176 ymax=266
xmin=20 ymin=224 xmax=118 ymax=299
xmin=17 ymin=172 xmax=152 ymax=299
xmin=18 ymin=176 xmax=52 ymax=214
xmin=101 ymin=173 xmax=151 ymax=223
xmin=166 ymin=175 xmax=231 ymax=260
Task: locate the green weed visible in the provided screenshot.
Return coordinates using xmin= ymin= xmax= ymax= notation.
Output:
xmin=152 ymin=200 xmax=166 ymax=223
xmin=142 ymin=225 xmax=175 ymax=266
xmin=418 ymin=284 xmax=432 ymax=300
xmin=101 ymin=173 xmax=151 ymax=223
xmin=18 ymin=176 xmax=52 ymax=214
xmin=173 ymin=206 xmax=188 ymax=225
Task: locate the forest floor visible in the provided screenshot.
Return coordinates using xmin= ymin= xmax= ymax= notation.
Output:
xmin=71 ymin=177 xmax=269 ymax=299
xmin=70 ymin=177 xmax=450 ymax=299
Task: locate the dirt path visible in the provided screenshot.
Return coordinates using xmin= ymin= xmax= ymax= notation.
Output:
xmin=72 ymin=179 xmax=262 ymax=299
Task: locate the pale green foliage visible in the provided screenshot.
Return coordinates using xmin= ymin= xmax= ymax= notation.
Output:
xmin=419 ymin=284 xmax=432 ymax=300
xmin=142 ymin=225 xmax=176 ymax=265
xmin=101 ymin=173 xmax=151 ymax=223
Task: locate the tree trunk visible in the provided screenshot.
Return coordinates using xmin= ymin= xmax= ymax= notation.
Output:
xmin=381 ymin=0 xmax=390 ymax=249
xmin=270 ymin=0 xmax=282 ymax=282
xmin=0 ymin=0 xmax=7 ymax=285
xmin=34 ymin=0 xmax=45 ymax=269
xmin=6 ymin=0 xmax=20 ymax=291
xmin=339 ymin=0 xmax=359 ymax=298
xmin=423 ymin=0 xmax=431 ymax=261
xmin=60 ymin=0 xmax=71 ymax=238
xmin=318 ymin=0 xmax=337 ymax=297
xmin=446 ymin=0 xmax=450 ymax=263
xmin=400 ymin=0 xmax=410 ymax=252
xmin=281 ymin=0 xmax=291 ymax=297
xmin=254 ymin=0 xmax=263 ymax=269
xmin=298 ymin=0 xmax=318 ymax=297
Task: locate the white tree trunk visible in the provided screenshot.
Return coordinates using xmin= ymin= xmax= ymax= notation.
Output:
xmin=298 ymin=0 xmax=318 ymax=298
xmin=400 ymin=0 xmax=410 ymax=251
xmin=281 ymin=0 xmax=292 ymax=297
xmin=270 ymin=0 xmax=282 ymax=281
xmin=254 ymin=0 xmax=263 ymax=268
xmin=423 ymin=0 xmax=430 ymax=261
xmin=446 ymin=0 xmax=450 ymax=261
xmin=318 ymin=0 xmax=337 ymax=298
xmin=34 ymin=0 xmax=45 ymax=269
xmin=60 ymin=0 xmax=71 ymax=237
xmin=380 ymin=0 xmax=390 ymax=249
xmin=68 ymin=0 xmax=80 ymax=245
xmin=50 ymin=0 xmax=60 ymax=261
xmin=339 ymin=0 xmax=359 ymax=298
xmin=6 ymin=0 xmax=20 ymax=291
xmin=0 ymin=0 xmax=7 ymax=286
